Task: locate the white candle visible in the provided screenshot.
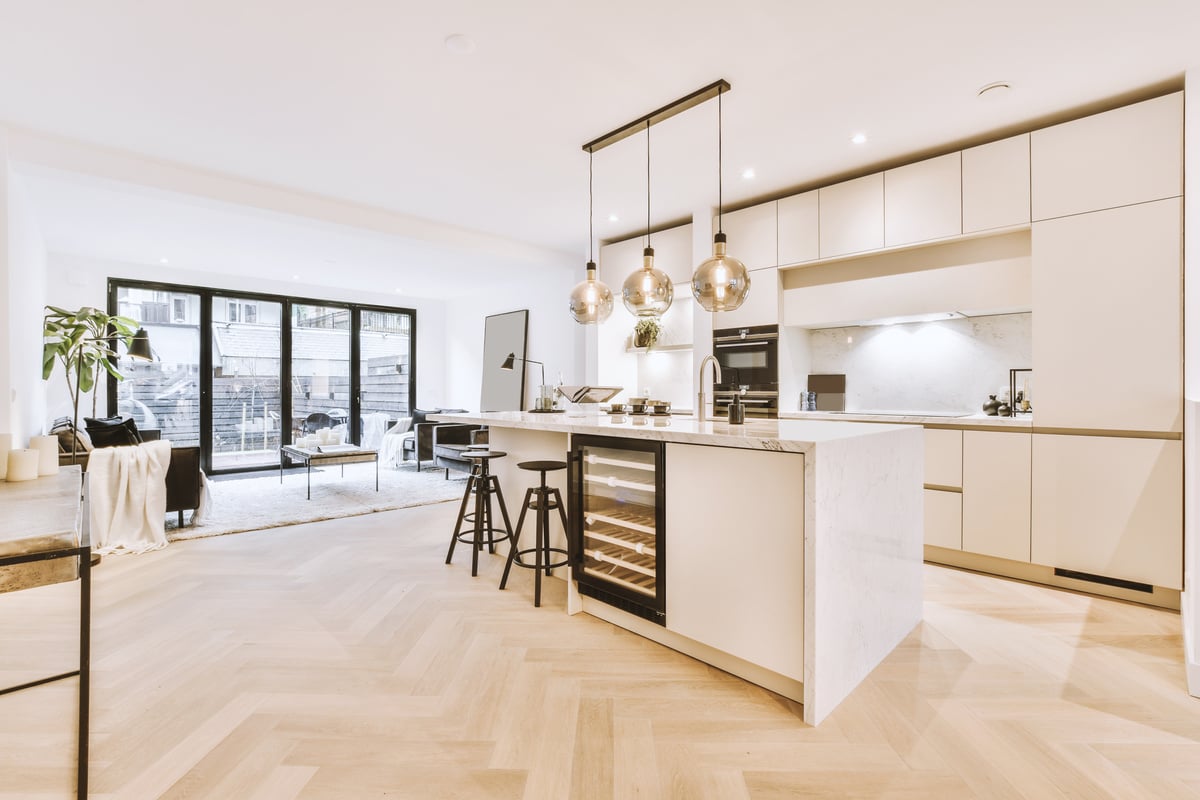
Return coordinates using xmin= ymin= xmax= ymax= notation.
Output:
xmin=0 ymin=433 xmax=10 ymax=480
xmin=7 ymin=448 xmax=39 ymax=482
xmin=30 ymin=435 xmax=60 ymax=476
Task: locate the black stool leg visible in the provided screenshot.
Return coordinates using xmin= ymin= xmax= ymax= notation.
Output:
xmin=500 ymin=487 xmax=535 ymax=591
xmin=470 ymin=471 xmax=487 ymax=577
xmin=491 ymin=477 xmax=515 ymax=549
xmin=550 ymin=487 xmax=570 ymax=569
xmin=534 ymin=486 xmax=548 ymax=606
xmin=446 ymin=472 xmax=476 ymax=565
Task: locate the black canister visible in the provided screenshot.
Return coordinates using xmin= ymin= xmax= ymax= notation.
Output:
xmin=728 ymin=392 xmax=746 ymax=424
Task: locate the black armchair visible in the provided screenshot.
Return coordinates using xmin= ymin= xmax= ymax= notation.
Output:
xmin=432 ymin=425 xmax=488 ymax=478
xmin=400 ymin=408 xmax=470 ymax=471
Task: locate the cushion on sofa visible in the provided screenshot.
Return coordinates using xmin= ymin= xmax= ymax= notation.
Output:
xmin=50 ymin=417 xmax=93 ymax=453
xmin=84 ymin=416 xmax=144 ymax=448
xmin=411 ymin=408 xmax=437 ymax=427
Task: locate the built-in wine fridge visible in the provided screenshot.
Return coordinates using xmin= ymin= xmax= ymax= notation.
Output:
xmin=569 ymin=434 xmax=665 ymax=626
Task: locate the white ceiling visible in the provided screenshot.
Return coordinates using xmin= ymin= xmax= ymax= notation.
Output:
xmin=2 ymin=1 xmax=1199 ymax=295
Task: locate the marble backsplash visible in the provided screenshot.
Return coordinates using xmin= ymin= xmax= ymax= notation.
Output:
xmin=805 ymin=312 xmax=1032 ymax=414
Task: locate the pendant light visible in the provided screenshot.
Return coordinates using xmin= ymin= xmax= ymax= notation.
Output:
xmin=692 ymin=85 xmax=751 ymax=312
xmin=621 ymin=120 xmax=674 ymax=318
xmin=568 ymin=148 xmax=615 ymax=324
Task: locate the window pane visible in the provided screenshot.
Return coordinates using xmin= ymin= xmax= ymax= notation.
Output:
xmin=212 ymin=296 xmax=283 ymax=470
xmin=291 ymin=303 xmax=351 ymax=444
xmin=359 ymin=310 xmax=412 ymax=448
xmin=115 ymin=286 xmax=201 ymax=446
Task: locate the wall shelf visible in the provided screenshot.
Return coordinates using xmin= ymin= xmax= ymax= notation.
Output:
xmin=625 ymin=343 xmax=693 ymax=354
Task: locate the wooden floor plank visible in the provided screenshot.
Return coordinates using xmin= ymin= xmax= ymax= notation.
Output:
xmin=0 ymin=500 xmax=1193 ymax=798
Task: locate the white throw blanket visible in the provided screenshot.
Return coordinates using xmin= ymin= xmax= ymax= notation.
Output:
xmin=88 ymin=439 xmax=172 ymax=555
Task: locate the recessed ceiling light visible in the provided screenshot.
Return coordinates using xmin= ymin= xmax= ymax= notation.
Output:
xmin=608 ymin=213 xmax=619 ymax=222
xmin=292 ymin=274 xmax=300 ymax=280
xmin=741 ymin=168 xmax=755 ymax=180
xmin=394 ymin=288 xmax=403 ymax=294
xmin=977 ymin=81 xmax=1012 ymax=100
xmin=159 ymin=258 xmax=169 ymax=264
xmin=444 ymin=34 xmax=476 ymax=54
xmin=851 ymin=133 xmax=868 ymax=145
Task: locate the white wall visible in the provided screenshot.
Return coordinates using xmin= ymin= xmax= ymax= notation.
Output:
xmin=1183 ymin=69 xmax=1199 ymax=698
xmin=443 ymin=265 xmax=581 ymax=412
xmin=1 ymin=143 xmax=48 ymax=445
xmin=43 ymin=253 xmax=447 ymax=423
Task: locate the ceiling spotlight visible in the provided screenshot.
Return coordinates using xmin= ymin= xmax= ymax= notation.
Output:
xmin=292 ymin=274 xmax=300 ymax=280
xmin=851 ymin=133 xmax=868 ymax=145
xmin=608 ymin=213 xmax=619 ymax=222
xmin=159 ymin=258 xmax=169 ymax=264
xmin=741 ymin=167 xmax=756 ymax=180
xmin=444 ymin=34 xmax=476 ymax=54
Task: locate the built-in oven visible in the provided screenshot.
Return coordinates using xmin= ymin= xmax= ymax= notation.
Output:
xmin=713 ymin=324 xmax=779 ymax=417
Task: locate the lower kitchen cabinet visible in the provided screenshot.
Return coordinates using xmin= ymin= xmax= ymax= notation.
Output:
xmin=924 ymin=489 xmax=962 ymax=550
xmin=1031 ymin=434 xmax=1182 ymax=590
xmin=962 ymin=430 xmax=1031 ymax=563
xmin=664 ymin=443 xmax=805 ymax=681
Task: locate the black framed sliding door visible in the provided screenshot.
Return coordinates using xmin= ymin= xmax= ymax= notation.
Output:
xmin=108 ymin=278 xmax=416 ymax=475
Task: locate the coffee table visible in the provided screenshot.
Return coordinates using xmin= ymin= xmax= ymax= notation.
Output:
xmin=280 ymin=445 xmax=379 ymax=500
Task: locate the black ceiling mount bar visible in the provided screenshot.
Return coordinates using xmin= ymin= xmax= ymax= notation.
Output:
xmin=582 ymin=79 xmax=731 ymax=153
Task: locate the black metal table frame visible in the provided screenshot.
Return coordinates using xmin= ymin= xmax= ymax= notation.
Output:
xmin=279 ymin=446 xmax=380 ymax=500
xmin=0 ymin=540 xmax=91 ymax=798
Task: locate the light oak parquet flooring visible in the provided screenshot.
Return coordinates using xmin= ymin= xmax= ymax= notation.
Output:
xmin=1 ymin=499 xmax=1198 ymax=799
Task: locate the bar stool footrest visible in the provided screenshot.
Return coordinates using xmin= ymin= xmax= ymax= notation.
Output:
xmin=510 ymin=546 xmax=570 ymax=572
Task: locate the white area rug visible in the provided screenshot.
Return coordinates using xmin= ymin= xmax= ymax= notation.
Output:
xmin=166 ymin=463 xmax=465 ymax=542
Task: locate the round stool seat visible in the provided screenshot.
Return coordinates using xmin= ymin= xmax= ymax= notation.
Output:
xmin=517 ymin=459 xmax=567 ymax=472
xmin=465 ymin=450 xmax=506 ymax=460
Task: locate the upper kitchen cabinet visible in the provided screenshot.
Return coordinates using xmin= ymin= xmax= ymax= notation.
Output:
xmin=714 ymin=266 xmax=779 ymax=328
xmin=652 ymin=223 xmax=695 ymax=285
xmin=599 ymin=223 xmax=693 ymax=287
xmin=598 ymin=235 xmax=645 ymax=286
xmin=777 ymin=191 xmax=819 ymax=266
xmin=819 ymin=174 xmax=884 ymax=258
xmin=1031 ymin=92 xmax=1182 ymax=221
xmin=1032 ymin=197 xmax=1181 ymax=433
xmin=962 ymin=134 xmax=1031 ymax=233
xmin=717 ymin=202 xmax=777 ymax=270
xmin=884 ymin=153 xmax=962 ymax=247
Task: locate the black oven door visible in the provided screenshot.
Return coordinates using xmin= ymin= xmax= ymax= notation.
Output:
xmin=712 ymin=325 xmax=778 ymax=390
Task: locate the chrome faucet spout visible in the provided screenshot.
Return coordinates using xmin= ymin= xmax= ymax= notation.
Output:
xmin=697 ymin=355 xmax=723 ymax=422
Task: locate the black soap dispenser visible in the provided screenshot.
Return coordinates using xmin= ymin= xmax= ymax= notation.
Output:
xmin=727 ymin=369 xmax=745 ymax=424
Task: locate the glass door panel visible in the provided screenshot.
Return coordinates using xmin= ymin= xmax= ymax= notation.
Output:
xmin=358 ymin=309 xmax=413 ymax=448
xmin=291 ymin=303 xmax=351 ymax=444
xmin=114 ymin=286 xmax=201 ymax=446
xmin=210 ymin=296 xmax=283 ymax=470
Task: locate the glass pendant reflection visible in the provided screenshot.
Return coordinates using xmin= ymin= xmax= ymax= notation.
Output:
xmin=622 ymin=247 xmax=674 ymax=317
xmin=692 ymin=233 xmax=750 ymax=312
xmin=568 ymin=261 xmax=615 ymax=324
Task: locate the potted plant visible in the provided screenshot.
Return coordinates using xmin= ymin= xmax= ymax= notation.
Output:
xmin=42 ymin=305 xmax=143 ymax=461
xmin=633 ymin=317 xmax=661 ymax=350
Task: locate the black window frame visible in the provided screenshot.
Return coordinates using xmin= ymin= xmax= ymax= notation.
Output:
xmin=107 ymin=277 xmax=418 ymax=475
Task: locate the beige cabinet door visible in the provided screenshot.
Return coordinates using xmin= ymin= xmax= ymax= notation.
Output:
xmin=1031 ymin=434 xmax=1182 ymax=590
xmin=598 ymin=235 xmax=645 ymax=287
xmin=884 ymin=153 xmax=962 ymax=247
xmin=819 ymin=173 xmax=884 ymax=258
xmin=962 ymin=431 xmax=1031 ymax=563
xmin=1031 ymin=92 xmax=1182 ymax=221
xmin=1031 ymin=198 xmax=1182 ymax=432
xmin=665 ymin=443 xmax=805 ymax=680
xmin=715 ymin=266 xmax=778 ymax=328
xmin=962 ymin=134 xmax=1030 ymax=233
xmin=717 ymin=202 xmax=777 ymax=270
xmin=924 ymin=489 xmax=962 ymax=550
xmin=777 ymin=190 xmax=819 ymax=266
xmin=924 ymin=428 xmax=963 ymax=488
xmin=651 ymin=223 xmax=694 ymax=285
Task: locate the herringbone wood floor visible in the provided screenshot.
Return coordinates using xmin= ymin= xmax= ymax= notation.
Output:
xmin=1 ymin=500 xmax=1197 ymax=799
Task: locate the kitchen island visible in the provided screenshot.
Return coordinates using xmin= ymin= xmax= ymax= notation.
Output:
xmin=433 ymin=410 xmax=923 ymax=725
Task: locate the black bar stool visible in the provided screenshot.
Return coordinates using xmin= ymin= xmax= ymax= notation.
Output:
xmin=499 ymin=460 xmax=570 ymax=606
xmin=446 ymin=450 xmax=514 ymax=577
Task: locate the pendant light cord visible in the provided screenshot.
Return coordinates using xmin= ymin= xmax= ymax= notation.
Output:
xmin=718 ymin=86 xmax=724 ymax=235
xmin=645 ymin=119 xmax=651 ymax=250
xmin=588 ymin=148 xmax=594 ymax=264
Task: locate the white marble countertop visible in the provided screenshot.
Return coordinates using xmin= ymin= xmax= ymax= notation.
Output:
xmin=0 ymin=466 xmax=84 ymax=556
xmin=432 ymin=410 xmax=912 ymax=453
xmin=779 ymin=410 xmax=1034 ymax=429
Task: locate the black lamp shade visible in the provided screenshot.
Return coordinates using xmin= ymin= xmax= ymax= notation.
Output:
xmin=500 ymin=352 xmax=516 ymax=371
xmin=127 ymin=328 xmax=153 ymax=361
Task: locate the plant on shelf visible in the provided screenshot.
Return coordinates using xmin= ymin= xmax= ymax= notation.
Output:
xmin=42 ymin=305 xmax=143 ymax=461
xmin=633 ymin=317 xmax=661 ymax=350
